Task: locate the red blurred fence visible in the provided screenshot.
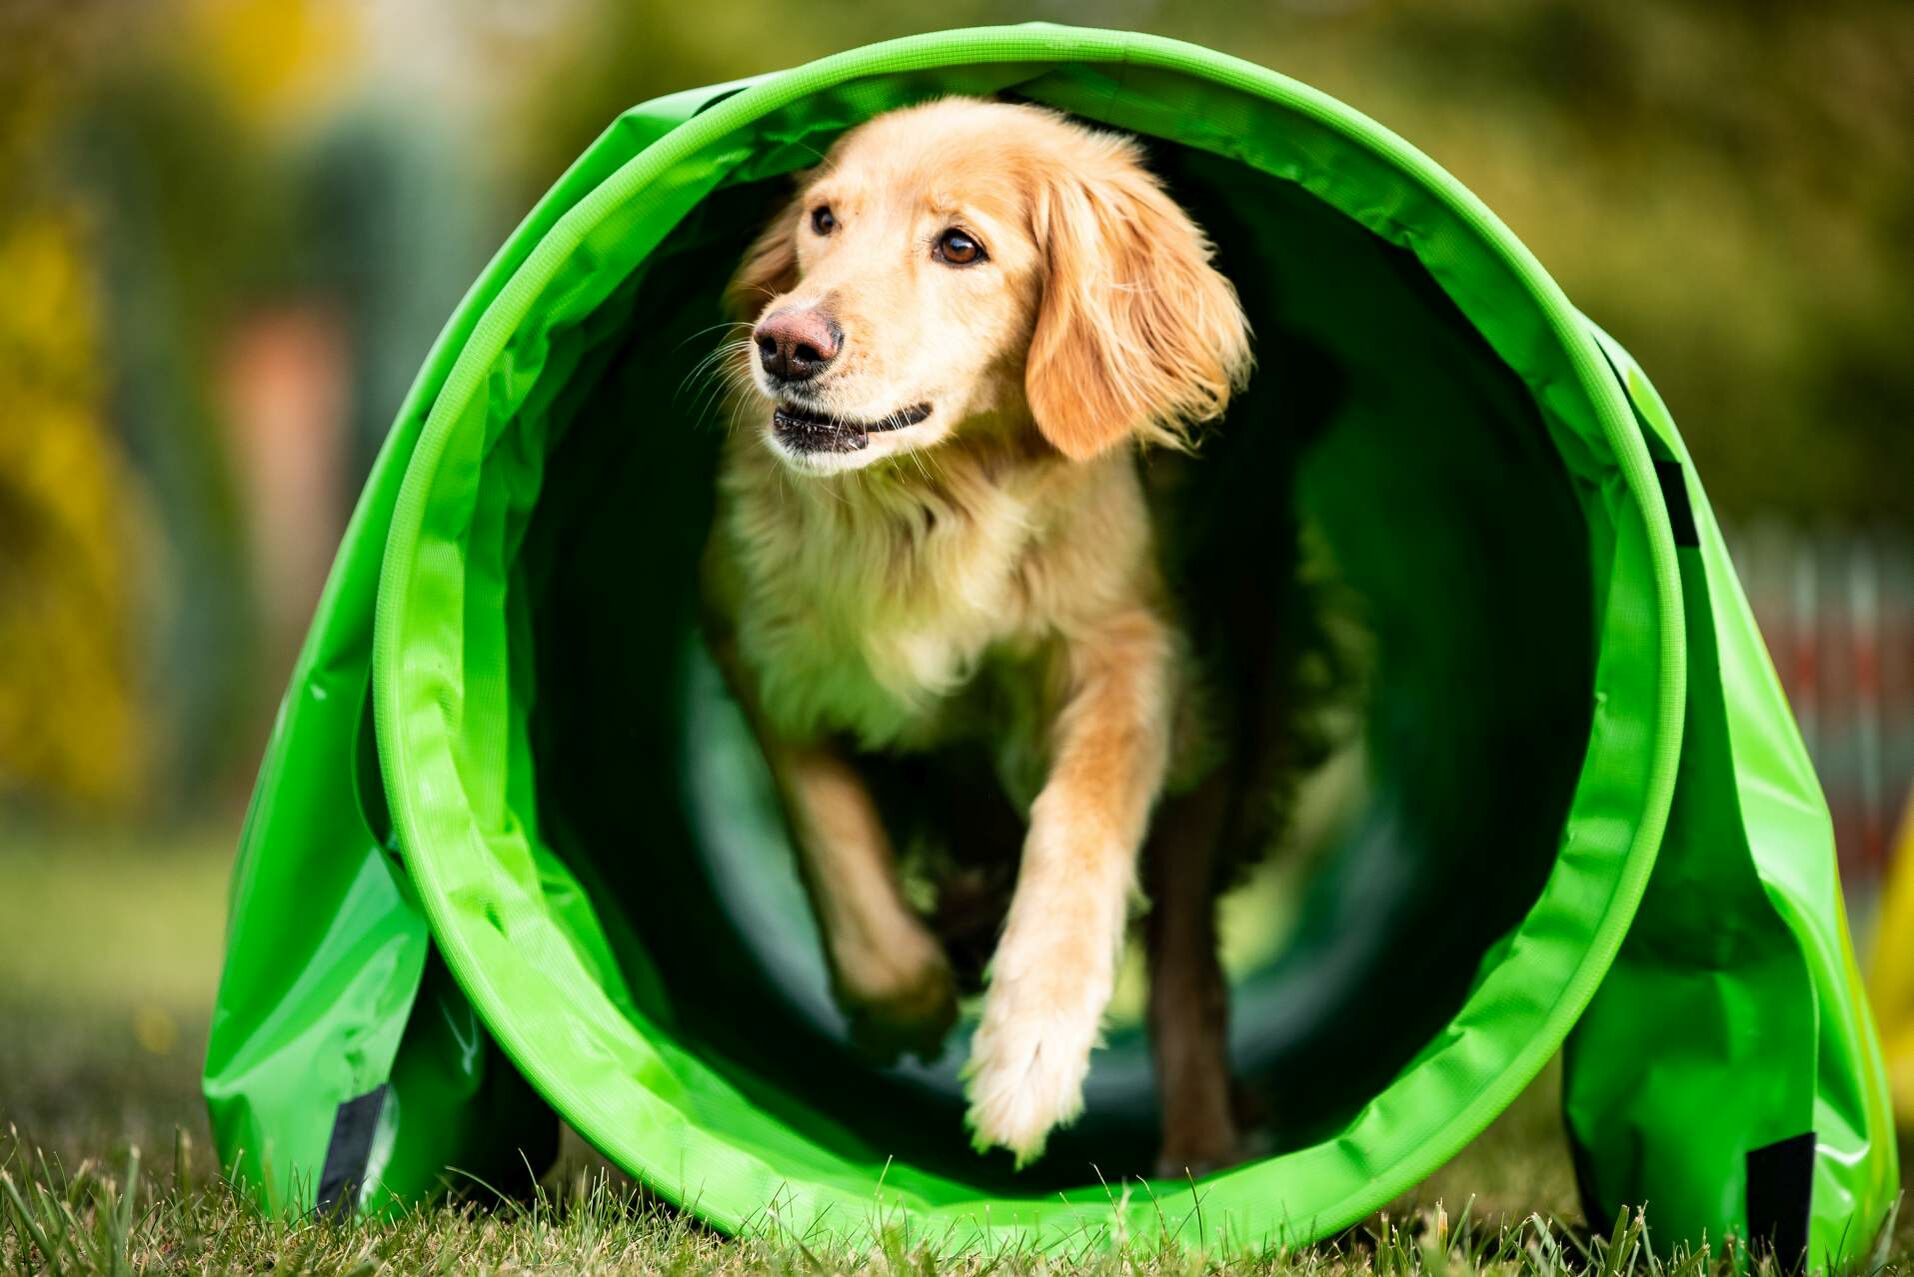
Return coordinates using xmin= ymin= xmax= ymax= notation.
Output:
xmin=1727 ymin=521 xmax=1914 ymax=941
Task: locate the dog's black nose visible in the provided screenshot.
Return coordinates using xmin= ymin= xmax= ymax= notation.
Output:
xmin=755 ymin=308 xmax=841 ymax=382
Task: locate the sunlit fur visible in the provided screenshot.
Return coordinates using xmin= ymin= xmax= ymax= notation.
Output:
xmin=702 ymin=98 xmax=1253 ymax=1167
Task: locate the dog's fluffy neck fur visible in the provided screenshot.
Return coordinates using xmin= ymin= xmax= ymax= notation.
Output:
xmin=713 ymin=416 xmax=1155 ymax=760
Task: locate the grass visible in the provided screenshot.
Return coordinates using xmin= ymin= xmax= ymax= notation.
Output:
xmin=2 ymin=825 xmax=1909 ymax=1274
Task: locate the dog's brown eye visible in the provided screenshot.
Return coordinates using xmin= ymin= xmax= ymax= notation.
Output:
xmin=935 ymin=227 xmax=984 ymax=266
xmin=810 ymin=205 xmax=836 ymax=235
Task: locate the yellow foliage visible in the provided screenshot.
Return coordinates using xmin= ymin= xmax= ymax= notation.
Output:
xmin=182 ymin=0 xmax=358 ymax=133
xmin=0 ymin=209 xmax=147 ymax=810
xmin=1870 ymin=791 xmax=1914 ymax=1129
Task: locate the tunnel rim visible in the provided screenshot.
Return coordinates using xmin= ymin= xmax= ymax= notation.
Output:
xmin=370 ymin=23 xmax=1688 ymax=1253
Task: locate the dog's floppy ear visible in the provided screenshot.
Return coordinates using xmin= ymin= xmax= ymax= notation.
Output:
xmin=725 ymin=194 xmax=802 ymax=321
xmin=1025 ymin=150 xmax=1252 ymax=460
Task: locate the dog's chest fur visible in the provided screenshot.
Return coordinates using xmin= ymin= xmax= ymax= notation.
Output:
xmin=712 ymin=434 xmax=1153 ymax=770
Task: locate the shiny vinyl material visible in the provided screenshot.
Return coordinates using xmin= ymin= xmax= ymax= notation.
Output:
xmin=204 ymin=25 xmax=1896 ymax=1261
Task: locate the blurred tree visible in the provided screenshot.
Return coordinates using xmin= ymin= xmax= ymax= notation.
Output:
xmin=65 ymin=64 xmax=276 ymax=813
xmin=292 ymin=103 xmax=494 ymax=485
xmin=7 ymin=0 xmax=502 ymax=817
xmin=1326 ymin=1 xmax=1914 ymax=520
xmin=0 ymin=1 xmax=148 ymax=813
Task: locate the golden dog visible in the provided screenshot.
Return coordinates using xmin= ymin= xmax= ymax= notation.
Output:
xmin=701 ymin=98 xmax=1256 ymax=1171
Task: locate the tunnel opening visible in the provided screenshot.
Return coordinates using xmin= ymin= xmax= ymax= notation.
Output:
xmin=515 ymin=128 xmax=1593 ymax=1195
xmin=351 ymin=40 xmax=1679 ymax=1243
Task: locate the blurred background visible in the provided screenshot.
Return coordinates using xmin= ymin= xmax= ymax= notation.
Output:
xmin=1 ymin=0 xmax=1910 ymax=1181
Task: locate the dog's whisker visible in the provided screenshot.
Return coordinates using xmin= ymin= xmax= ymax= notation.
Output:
xmin=681 ymin=338 xmax=762 ymax=424
xmin=676 ymin=341 xmax=749 ymax=405
xmin=674 ymin=319 xmax=756 ymax=353
xmin=709 ymin=382 xmax=759 ymax=436
xmin=678 ymin=335 xmax=748 ymax=384
xmin=684 ymin=346 xmax=755 ymax=410
xmin=910 ymin=450 xmax=936 ymax=492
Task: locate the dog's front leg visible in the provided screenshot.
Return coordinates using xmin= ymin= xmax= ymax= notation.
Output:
xmin=965 ymin=609 xmax=1173 ymax=1165
xmin=767 ymin=739 xmax=960 ymax=1060
xmin=707 ymin=612 xmax=958 ymax=1061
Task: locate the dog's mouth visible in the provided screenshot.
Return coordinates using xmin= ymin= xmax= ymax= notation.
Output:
xmin=771 ymin=401 xmax=932 ymax=454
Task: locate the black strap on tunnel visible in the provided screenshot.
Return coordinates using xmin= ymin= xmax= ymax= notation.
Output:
xmin=315 ymin=1085 xmax=389 ymax=1218
xmin=1745 ymin=1130 xmax=1816 ymax=1274
xmin=1591 ymin=340 xmax=1699 ymax=551
xmin=1653 ymin=461 xmax=1700 ymax=548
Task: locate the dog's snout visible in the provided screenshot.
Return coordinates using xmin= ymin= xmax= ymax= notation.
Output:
xmin=755 ymin=308 xmax=842 ymax=382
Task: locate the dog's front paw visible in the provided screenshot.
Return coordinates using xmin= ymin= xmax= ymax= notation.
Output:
xmin=962 ymin=973 xmax=1104 ymax=1167
xmin=830 ymin=928 xmax=959 ymax=1064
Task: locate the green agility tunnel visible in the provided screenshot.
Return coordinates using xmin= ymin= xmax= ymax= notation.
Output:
xmin=204 ymin=25 xmax=1899 ymax=1262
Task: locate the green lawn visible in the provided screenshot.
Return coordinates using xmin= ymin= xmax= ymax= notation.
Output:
xmin=1 ymin=826 xmax=1907 ymax=1274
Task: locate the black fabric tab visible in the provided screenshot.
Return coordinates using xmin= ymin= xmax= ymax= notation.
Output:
xmin=1654 ymin=461 xmax=1700 ymax=548
xmin=1746 ymin=1130 xmax=1815 ymax=1273
xmin=315 ymin=1085 xmax=388 ymax=1217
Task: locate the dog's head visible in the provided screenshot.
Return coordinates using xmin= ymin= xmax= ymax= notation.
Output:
xmin=726 ymin=98 xmax=1252 ymax=476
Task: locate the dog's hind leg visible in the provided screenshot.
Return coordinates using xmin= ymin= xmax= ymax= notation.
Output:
xmin=1144 ymin=773 xmax=1240 ymax=1178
